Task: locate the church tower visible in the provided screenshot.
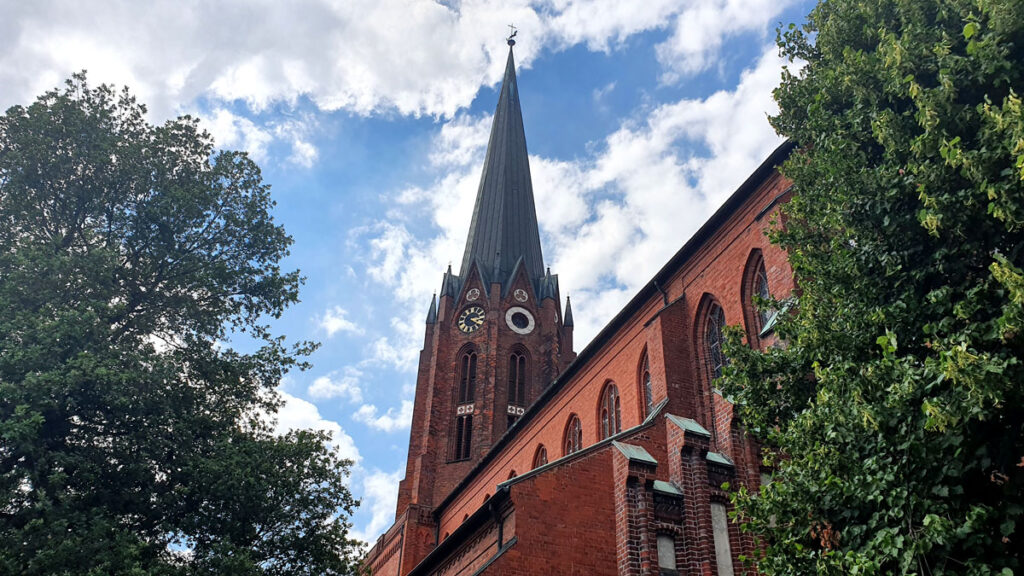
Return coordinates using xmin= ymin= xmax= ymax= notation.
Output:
xmin=395 ymin=39 xmax=575 ymax=520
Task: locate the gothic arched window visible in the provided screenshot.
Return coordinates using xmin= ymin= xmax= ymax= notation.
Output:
xmin=754 ymin=260 xmax=771 ymax=330
xmin=639 ymin=351 xmax=653 ymax=417
xmin=533 ymin=444 xmax=548 ymax=468
xmin=458 ymin=349 xmax=477 ymax=404
xmin=705 ymin=303 xmax=727 ymax=382
xmin=453 ymin=414 xmax=472 ymax=461
xmin=453 ymin=347 xmax=477 ymax=461
xmin=563 ymin=415 xmax=582 ymax=456
xmin=507 ymin=350 xmax=528 ymax=428
xmin=599 ymin=382 xmax=622 ymax=439
xmin=742 ymin=250 xmax=774 ymax=345
xmin=508 ymin=351 xmax=527 ymax=406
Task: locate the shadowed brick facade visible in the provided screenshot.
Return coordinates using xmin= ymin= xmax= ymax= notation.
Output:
xmin=364 ymin=40 xmax=795 ymax=576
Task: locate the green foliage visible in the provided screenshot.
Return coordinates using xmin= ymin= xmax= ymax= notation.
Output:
xmin=720 ymin=0 xmax=1024 ymax=573
xmin=0 ymin=74 xmax=361 ymax=575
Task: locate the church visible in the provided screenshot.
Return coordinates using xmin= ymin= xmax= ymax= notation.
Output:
xmin=364 ymin=38 xmax=795 ymax=576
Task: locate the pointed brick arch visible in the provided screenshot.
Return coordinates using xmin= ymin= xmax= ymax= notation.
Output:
xmin=694 ymin=293 xmax=727 ymax=386
xmin=507 ymin=345 xmax=529 ymax=404
xmin=637 ymin=347 xmax=653 ymax=419
xmin=456 ymin=344 xmax=478 ymax=405
xmin=563 ymin=414 xmax=582 ymax=456
xmin=741 ymin=248 xmax=771 ymax=346
xmin=533 ymin=444 xmax=548 ymax=468
xmin=598 ymin=381 xmax=622 ymax=439
xmin=452 ymin=344 xmax=478 ymax=461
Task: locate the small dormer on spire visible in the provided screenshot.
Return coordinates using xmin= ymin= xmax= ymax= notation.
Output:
xmin=440 ymin=264 xmax=459 ymax=298
xmin=426 ymin=293 xmax=438 ymax=324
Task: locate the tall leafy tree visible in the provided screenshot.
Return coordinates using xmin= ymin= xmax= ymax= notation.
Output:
xmin=0 ymin=75 xmax=361 ymax=575
xmin=721 ymin=0 xmax=1024 ymax=573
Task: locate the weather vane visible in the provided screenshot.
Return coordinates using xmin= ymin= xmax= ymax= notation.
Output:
xmin=507 ymin=24 xmax=517 ymax=46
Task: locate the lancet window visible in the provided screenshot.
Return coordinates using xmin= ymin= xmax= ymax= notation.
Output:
xmin=507 ymin=350 xmax=528 ymax=428
xmin=453 ymin=415 xmax=472 ymax=461
xmin=640 ymin=351 xmax=653 ymax=417
xmin=563 ymin=415 xmax=582 ymax=456
xmin=599 ymin=382 xmax=622 ymax=439
xmin=533 ymin=445 xmax=548 ymax=468
xmin=705 ymin=303 xmax=726 ymax=382
xmin=458 ymin=349 xmax=477 ymax=404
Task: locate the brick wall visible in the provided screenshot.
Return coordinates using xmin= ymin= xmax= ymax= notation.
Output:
xmin=368 ymin=147 xmax=795 ymax=575
xmin=488 ymin=447 xmax=619 ymax=575
xmin=434 ymin=169 xmax=792 ymax=536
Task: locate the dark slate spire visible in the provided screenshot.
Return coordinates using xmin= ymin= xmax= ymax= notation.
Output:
xmin=426 ymin=293 xmax=437 ymax=324
xmin=458 ymin=43 xmax=544 ymax=290
xmin=564 ymin=295 xmax=574 ymax=327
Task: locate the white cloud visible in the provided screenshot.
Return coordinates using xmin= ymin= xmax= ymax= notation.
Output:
xmin=199 ymin=108 xmax=320 ymax=168
xmin=654 ymin=0 xmax=797 ymax=81
xmin=288 ymin=138 xmax=318 ymax=168
xmin=428 ymin=113 xmax=494 ymax=168
xmin=308 ymin=367 xmax=365 ymax=403
xmin=275 ymin=118 xmax=319 ymax=168
xmin=365 ymin=336 xmax=419 ymax=374
xmin=0 ymin=1 xmax=523 ymax=120
xmin=204 ymin=108 xmax=274 ymax=163
xmin=353 ymin=400 xmax=414 ymax=433
xmin=272 ymin=390 xmax=361 ymax=464
xmin=318 ymin=306 xmax=364 ymax=337
xmin=0 ymin=1 xmax=795 ymax=188
xmin=592 ymin=81 xmax=616 ymax=105
xmin=349 ymin=467 xmax=403 ymax=545
xmin=544 ymin=0 xmax=682 ymax=52
xmin=0 ymin=0 xmax=793 ymax=122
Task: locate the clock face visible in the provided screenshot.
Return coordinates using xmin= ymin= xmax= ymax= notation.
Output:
xmin=505 ymin=306 xmax=535 ymax=334
xmin=457 ymin=306 xmax=486 ymax=333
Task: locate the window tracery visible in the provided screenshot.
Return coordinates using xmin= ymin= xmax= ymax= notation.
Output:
xmin=533 ymin=445 xmax=548 ymax=468
xmin=705 ymin=303 xmax=726 ymax=382
xmin=563 ymin=415 xmax=582 ymax=456
xmin=599 ymin=382 xmax=622 ymax=439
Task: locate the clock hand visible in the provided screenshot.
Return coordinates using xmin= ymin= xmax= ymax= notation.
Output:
xmin=473 ymin=316 xmax=484 ymax=325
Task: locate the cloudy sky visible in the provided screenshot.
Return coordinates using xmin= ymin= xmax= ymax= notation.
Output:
xmin=1 ymin=0 xmax=814 ymax=544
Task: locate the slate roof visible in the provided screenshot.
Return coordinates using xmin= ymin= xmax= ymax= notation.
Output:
xmin=652 ymin=480 xmax=683 ymax=496
xmin=612 ymin=441 xmax=658 ymax=466
xmin=706 ymin=452 xmax=735 ymax=467
xmin=665 ymin=414 xmax=711 ymax=437
xmin=458 ymin=44 xmax=545 ymax=292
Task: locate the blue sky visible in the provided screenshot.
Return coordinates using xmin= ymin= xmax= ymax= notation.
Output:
xmin=1 ymin=0 xmax=814 ymax=544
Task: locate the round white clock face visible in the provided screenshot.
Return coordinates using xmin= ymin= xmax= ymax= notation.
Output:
xmin=466 ymin=288 xmax=480 ymax=301
xmin=505 ymin=306 xmax=535 ymax=334
xmin=513 ymin=288 xmax=528 ymax=302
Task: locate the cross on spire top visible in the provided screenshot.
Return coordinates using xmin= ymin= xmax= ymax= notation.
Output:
xmin=507 ymin=24 xmax=517 ymax=46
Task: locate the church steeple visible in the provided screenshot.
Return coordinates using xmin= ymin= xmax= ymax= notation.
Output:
xmin=458 ymin=43 xmax=544 ymax=291
xmin=395 ymin=38 xmax=575 ymax=534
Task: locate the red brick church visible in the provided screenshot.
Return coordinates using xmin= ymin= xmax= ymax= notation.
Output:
xmin=364 ymin=39 xmax=795 ymax=576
